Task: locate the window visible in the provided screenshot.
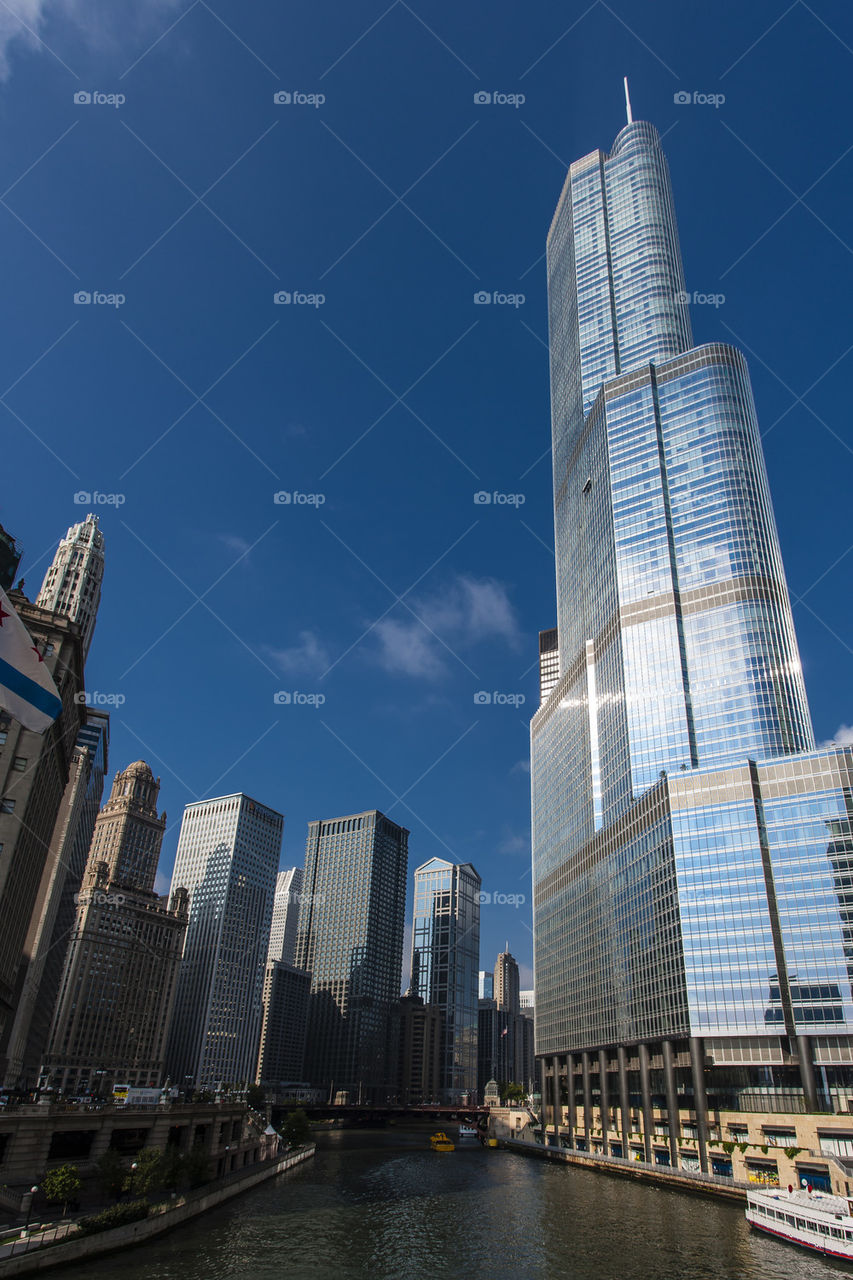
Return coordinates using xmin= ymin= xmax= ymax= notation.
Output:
xmin=0 ymin=799 xmax=15 ymax=814
xmin=11 ymin=758 xmax=26 ymax=771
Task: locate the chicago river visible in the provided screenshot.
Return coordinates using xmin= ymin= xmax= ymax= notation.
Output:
xmin=78 ymin=1130 xmax=840 ymax=1279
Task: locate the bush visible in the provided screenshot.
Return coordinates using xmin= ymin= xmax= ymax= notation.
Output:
xmin=77 ymin=1201 xmax=149 ymax=1236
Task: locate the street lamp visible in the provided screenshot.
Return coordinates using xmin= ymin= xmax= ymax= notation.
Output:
xmin=20 ymin=1186 xmax=38 ymax=1238
xmin=129 ymin=1162 xmax=138 ymax=1198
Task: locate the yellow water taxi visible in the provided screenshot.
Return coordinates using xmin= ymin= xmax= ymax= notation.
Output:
xmin=430 ymin=1131 xmax=455 ymax=1152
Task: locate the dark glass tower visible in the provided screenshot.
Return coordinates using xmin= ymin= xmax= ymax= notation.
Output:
xmin=532 ymin=109 xmax=853 ymax=1167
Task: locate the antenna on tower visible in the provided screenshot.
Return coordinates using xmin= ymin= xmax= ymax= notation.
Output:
xmin=624 ymin=76 xmax=633 ymax=124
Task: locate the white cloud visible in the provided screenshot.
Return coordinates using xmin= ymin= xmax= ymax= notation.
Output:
xmin=497 ymin=832 xmax=529 ymax=856
xmin=371 ymin=575 xmax=520 ymax=681
xmin=268 ymin=630 xmax=330 ymax=676
xmin=374 ymin=618 xmax=445 ymax=680
xmin=820 ymin=724 xmax=853 ymax=748
xmin=0 ymin=0 xmax=184 ymax=79
xmin=511 ymin=758 xmax=530 ymax=775
xmin=217 ymin=533 xmax=252 ymax=559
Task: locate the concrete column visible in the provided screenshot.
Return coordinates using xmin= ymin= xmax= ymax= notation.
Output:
xmin=539 ymin=1059 xmax=549 ymax=1133
xmin=551 ymin=1054 xmax=561 ymax=1138
xmin=797 ymin=1035 xmax=821 ymax=1113
xmin=689 ymin=1037 xmax=709 ymax=1173
xmin=581 ymin=1052 xmax=592 ymax=1149
xmin=566 ymin=1053 xmax=576 ymax=1149
xmin=638 ymin=1042 xmax=653 ymax=1163
xmin=655 ymin=1039 xmax=676 ymax=1172
xmin=617 ymin=1045 xmax=630 ymax=1158
xmin=598 ymin=1049 xmax=610 ymax=1155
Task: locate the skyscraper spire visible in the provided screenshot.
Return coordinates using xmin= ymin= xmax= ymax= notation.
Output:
xmin=37 ymin=514 xmax=104 ymax=664
xmin=623 ymin=76 xmax=633 ymax=124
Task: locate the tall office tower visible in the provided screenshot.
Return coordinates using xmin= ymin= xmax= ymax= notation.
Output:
xmin=478 ymin=971 xmax=494 ymax=1001
xmin=519 ymin=990 xmax=535 ymax=1017
xmin=494 ymin=949 xmax=520 ymax=1015
xmin=1 ymin=710 xmax=109 ymax=1088
xmin=397 ymin=990 xmax=442 ymax=1105
xmin=531 ymin=104 xmax=853 ymax=1170
xmin=295 ymin=811 xmax=408 ymax=1103
xmin=0 ymin=591 xmax=84 ymax=1044
xmin=266 ymin=867 xmax=303 ymax=966
xmin=166 ymin=794 xmax=282 ymax=1090
xmin=36 ymin=514 xmax=105 ymax=664
xmin=538 ymin=629 xmax=559 ymax=705
xmin=43 ymin=761 xmax=188 ymax=1094
xmin=410 ymin=858 xmax=481 ymax=1103
xmin=255 ymin=960 xmax=311 ymax=1090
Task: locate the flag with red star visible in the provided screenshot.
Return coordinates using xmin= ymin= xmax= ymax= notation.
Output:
xmin=0 ymin=586 xmax=62 ymax=733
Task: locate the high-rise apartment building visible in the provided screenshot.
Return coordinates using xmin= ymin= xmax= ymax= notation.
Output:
xmin=43 ymin=761 xmax=187 ymax=1094
xmin=478 ymin=950 xmax=534 ymax=1098
xmin=36 ymin=514 xmax=104 ymax=664
xmin=165 ymin=793 xmax=282 ymax=1091
xmin=494 ymin=949 xmax=520 ymax=1016
xmin=531 ymin=104 xmax=853 ymax=1170
xmin=295 ymin=811 xmax=408 ymax=1102
xmin=0 ymin=591 xmax=84 ymax=1044
xmin=266 ymin=867 xmax=303 ymax=966
xmin=1 ymin=709 xmax=109 ymax=1088
xmin=410 ymin=858 xmax=480 ymax=1103
xmin=397 ymin=990 xmax=442 ymax=1105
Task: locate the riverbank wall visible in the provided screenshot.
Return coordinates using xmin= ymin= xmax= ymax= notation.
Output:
xmin=0 ymin=1145 xmax=315 ymax=1276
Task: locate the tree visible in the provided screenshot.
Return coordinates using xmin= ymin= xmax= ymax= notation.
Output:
xmin=280 ymin=1108 xmax=311 ymax=1149
xmin=42 ymin=1164 xmax=81 ymax=1218
xmin=96 ymin=1148 xmax=125 ymax=1200
xmin=246 ymin=1084 xmax=266 ymax=1112
xmin=182 ymin=1144 xmax=211 ymax=1188
xmin=160 ymin=1145 xmax=184 ymax=1192
xmin=125 ymin=1147 xmax=163 ymax=1197
xmin=504 ymin=1083 xmax=526 ymax=1106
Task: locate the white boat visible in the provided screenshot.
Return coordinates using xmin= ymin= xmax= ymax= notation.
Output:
xmin=746 ymin=1186 xmax=853 ymax=1260
xmin=458 ymin=1124 xmax=478 ymax=1140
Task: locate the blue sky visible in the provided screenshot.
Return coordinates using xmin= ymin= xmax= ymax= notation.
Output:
xmin=3 ymin=0 xmax=853 ymax=989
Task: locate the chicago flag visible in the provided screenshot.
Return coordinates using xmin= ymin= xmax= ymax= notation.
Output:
xmin=0 ymin=586 xmax=62 ymax=733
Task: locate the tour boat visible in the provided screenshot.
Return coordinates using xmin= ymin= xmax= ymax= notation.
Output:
xmin=430 ymin=1131 xmax=455 ymax=1152
xmin=458 ymin=1124 xmax=478 ymax=1140
xmin=746 ymin=1186 xmax=853 ymax=1260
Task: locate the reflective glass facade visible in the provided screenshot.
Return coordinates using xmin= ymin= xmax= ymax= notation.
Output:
xmin=411 ymin=858 xmax=480 ymax=1102
xmin=532 ymin=116 xmax=853 ymax=1114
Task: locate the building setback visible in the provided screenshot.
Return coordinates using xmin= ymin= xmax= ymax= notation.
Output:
xmin=295 ymin=811 xmax=408 ymax=1102
xmin=531 ymin=105 xmax=853 ymax=1170
xmin=43 ymin=761 xmax=187 ymax=1094
xmin=165 ymin=794 xmax=282 ymax=1091
xmin=410 ymin=858 xmax=480 ymax=1103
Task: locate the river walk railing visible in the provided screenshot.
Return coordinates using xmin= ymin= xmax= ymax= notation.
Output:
xmin=505 ymin=1136 xmax=752 ymax=1192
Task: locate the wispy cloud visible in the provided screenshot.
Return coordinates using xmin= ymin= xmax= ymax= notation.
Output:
xmin=217 ymin=533 xmax=253 ymax=559
xmin=511 ymin=758 xmax=530 ymax=776
xmin=372 ymin=574 xmax=520 ymax=680
xmin=0 ymin=0 xmax=184 ymax=78
xmin=497 ymin=831 xmax=529 ymax=856
xmin=268 ymin=630 xmax=330 ymax=676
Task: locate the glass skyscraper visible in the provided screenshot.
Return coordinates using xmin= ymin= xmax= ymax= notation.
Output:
xmin=295 ymin=810 xmax=408 ymax=1102
xmin=531 ymin=111 xmax=853 ymax=1169
xmin=165 ymin=793 xmax=282 ymax=1090
xmin=410 ymin=857 xmax=480 ymax=1103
